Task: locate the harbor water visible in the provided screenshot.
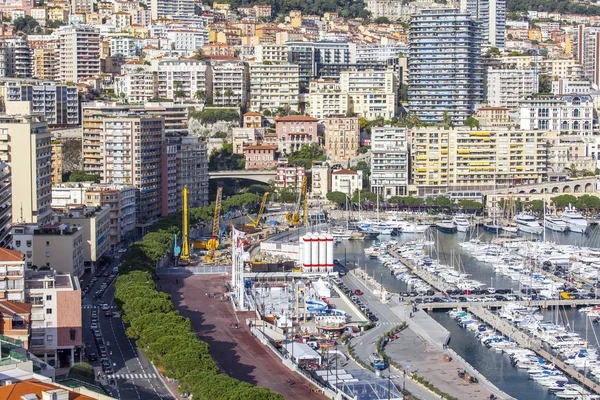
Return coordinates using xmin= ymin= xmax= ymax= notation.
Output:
xmin=332 ymin=225 xmax=600 ymax=400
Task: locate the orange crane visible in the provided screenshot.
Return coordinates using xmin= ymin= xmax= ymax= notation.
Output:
xmin=206 ymin=187 xmax=222 ymax=262
xmin=247 ymin=192 xmax=269 ymax=228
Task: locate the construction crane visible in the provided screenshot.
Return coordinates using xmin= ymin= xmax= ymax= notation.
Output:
xmin=285 ymin=176 xmax=308 ymax=226
xmin=179 ymin=185 xmax=191 ymax=263
xmin=219 ymin=211 xmax=232 ymax=242
xmin=247 ymin=192 xmax=269 ymax=228
xmin=206 ymin=186 xmax=222 ymax=262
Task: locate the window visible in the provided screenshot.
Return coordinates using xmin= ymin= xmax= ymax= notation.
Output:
xmin=45 ymin=241 xmax=49 ymax=246
xmin=46 ymin=335 xmax=53 ymax=341
xmin=46 ymin=252 xmax=50 ymax=257
xmin=46 ymin=295 xmax=52 ymax=301
xmin=15 ymin=241 xmax=20 ymax=247
xmin=46 ymin=308 xmax=52 ymax=314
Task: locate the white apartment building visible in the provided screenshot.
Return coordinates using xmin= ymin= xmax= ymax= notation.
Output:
xmin=153 ymin=59 xmax=208 ymax=101
xmin=0 ymin=248 xmax=25 ymax=302
xmin=366 ymin=0 xmax=403 ymax=21
xmin=166 ymin=29 xmax=209 ymax=52
xmin=208 ymin=59 xmax=249 ymax=107
xmin=3 ymin=37 xmax=32 ymax=78
xmin=150 ymin=0 xmax=195 ymax=20
xmin=114 ymin=66 xmax=155 ymax=103
xmin=461 ymin=0 xmax=506 ymax=48
xmin=575 ymin=25 xmax=600 ymax=89
xmin=110 ymin=37 xmax=140 ymax=59
xmin=102 ymin=117 xmax=164 ymax=224
xmin=552 ymin=78 xmax=592 ymax=95
xmin=30 ymin=7 xmax=47 ymax=26
xmin=331 ymin=169 xmax=362 ymax=196
xmin=0 ymin=115 xmax=52 ymax=226
xmin=254 ymin=44 xmax=289 ymax=63
xmin=518 ymin=95 xmax=594 ymax=135
xmin=311 ymin=161 xmax=331 ymax=199
xmin=340 ymin=68 xmax=397 ymax=120
xmin=57 ymin=25 xmax=100 ymax=83
xmin=249 ymin=62 xmax=300 ymax=113
xmin=307 ymin=79 xmax=349 ymax=118
xmin=175 ymin=136 xmax=209 ymax=209
xmin=486 ymin=68 xmax=537 ymax=113
xmin=370 ymin=126 xmax=409 ymax=198
xmin=354 ymin=44 xmax=405 ymax=64
xmin=0 ymin=163 xmax=11 ymax=248
xmin=24 ymin=269 xmax=82 ymax=366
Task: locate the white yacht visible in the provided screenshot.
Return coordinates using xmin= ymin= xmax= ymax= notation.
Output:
xmin=452 ymin=214 xmax=471 ymax=232
xmin=561 ymin=204 xmax=589 ymax=233
xmin=515 ymin=213 xmax=543 ymax=235
xmin=544 ymin=215 xmax=568 ymax=232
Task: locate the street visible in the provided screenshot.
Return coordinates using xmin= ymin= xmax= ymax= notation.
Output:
xmin=81 ymin=260 xmax=174 ymax=400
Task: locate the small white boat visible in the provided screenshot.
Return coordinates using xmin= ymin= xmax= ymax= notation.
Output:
xmin=515 ymin=213 xmax=543 ymax=235
xmin=545 ymin=215 xmax=568 ymax=232
xmin=501 ymin=223 xmax=518 ymax=233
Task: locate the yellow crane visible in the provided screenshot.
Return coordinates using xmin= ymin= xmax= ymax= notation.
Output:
xmin=180 ymin=185 xmax=191 ymax=263
xmin=247 ymin=192 xmax=269 ymax=228
xmin=206 ymin=187 xmax=222 ymax=262
xmin=285 ymin=176 xmax=308 ymax=226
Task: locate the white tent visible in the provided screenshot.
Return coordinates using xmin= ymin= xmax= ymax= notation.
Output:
xmin=313 ymin=278 xmax=333 ymax=298
xmin=283 ymin=342 xmax=322 ymax=364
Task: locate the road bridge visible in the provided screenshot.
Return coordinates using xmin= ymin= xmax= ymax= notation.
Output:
xmin=209 ymin=170 xmax=276 ymax=184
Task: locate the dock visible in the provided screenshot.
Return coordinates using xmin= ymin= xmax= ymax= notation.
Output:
xmin=418 ymin=298 xmax=600 ymax=310
xmin=467 ymin=305 xmax=600 ymax=395
xmin=390 ymin=246 xmax=455 ymax=292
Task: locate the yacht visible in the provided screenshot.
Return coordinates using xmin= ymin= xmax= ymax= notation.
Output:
xmin=331 ymin=228 xmax=353 ymax=240
xmin=483 ymin=220 xmax=501 ymax=234
xmin=561 ymin=204 xmax=589 ymax=233
xmin=436 ymin=219 xmax=457 ymax=234
xmin=452 ymin=214 xmax=471 ymax=232
xmin=399 ymin=222 xmax=430 ymax=234
xmin=515 ymin=213 xmax=543 ymax=235
xmin=501 ymin=223 xmax=518 ymax=233
xmin=545 ymin=215 xmax=568 ymax=232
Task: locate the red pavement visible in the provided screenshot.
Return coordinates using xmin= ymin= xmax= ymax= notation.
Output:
xmin=162 ymin=274 xmax=327 ymax=400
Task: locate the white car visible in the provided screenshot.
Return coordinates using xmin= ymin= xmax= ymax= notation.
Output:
xmin=90 ymin=323 xmax=98 ymax=330
xmin=101 ymin=304 xmax=110 ymax=311
xmin=118 ymin=249 xmax=127 ymax=253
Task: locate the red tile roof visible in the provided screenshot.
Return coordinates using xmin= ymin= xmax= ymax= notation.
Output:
xmin=275 ymin=115 xmax=318 ymax=122
xmin=0 ymin=248 xmax=24 ymax=262
xmin=0 ymin=301 xmax=32 ymax=316
xmin=332 ymin=169 xmax=357 ymax=175
xmin=0 ymin=381 xmax=96 ymax=400
xmin=244 ymin=145 xmax=277 ymax=150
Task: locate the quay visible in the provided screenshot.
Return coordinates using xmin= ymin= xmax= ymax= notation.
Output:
xmin=467 ymin=305 xmax=600 ymax=395
xmin=418 ymin=298 xmax=600 ymax=310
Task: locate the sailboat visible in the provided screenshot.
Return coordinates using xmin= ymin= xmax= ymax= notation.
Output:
xmin=501 ymin=192 xmax=517 ymax=233
xmin=332 ymin=196 xmax=353 ymax=240
xmin=483 ymin=189 xmax=501 ymax=233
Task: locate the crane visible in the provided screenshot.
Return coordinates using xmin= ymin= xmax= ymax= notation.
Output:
xmin=219 ymin=211 xmax=232 ymax=242
xmin=179 ymin=185 xmax=190 ymax=263
xmin=206 ymin=186 xmax=222 ymax=262
xmin=285 ymin=176 xmax=308 ymax=226
xmin=247 ymin=192 xmax=269 ymax=228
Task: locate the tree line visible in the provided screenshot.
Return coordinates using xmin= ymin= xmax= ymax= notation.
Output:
xmin=326 ymin=191 xmax=483 ymax=211
xmin=115 ymin=193 xmax=283 ymax=400
xmin=507 ymin=0 xmax=600 ymax=16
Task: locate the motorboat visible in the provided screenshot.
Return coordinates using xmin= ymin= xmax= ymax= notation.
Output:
xmin=453 ymin=214 xmax=471 ymax=232
xmin=561 ymin=204 xmax=589 ymax=234
xmin=501 ymin=223 xmax=518 ymax=233
xmin=482 ymin=220 xmax=501 ymax=234
xmin=331 ymin=228 xmax=352 ymax=240
xmin=545 ymin=215 xmax=568 ymax=232
xmin=515 ymin=213 xmax=543 ymax=235
xmin=436 ymin=219 xmax=457 ymax=234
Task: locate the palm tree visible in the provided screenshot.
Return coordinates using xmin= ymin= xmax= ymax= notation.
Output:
xmin=215 ymin=89 xmax=222 ymax=104
xmin=195 ymin=90 xmax=205 ymax=102
xmin=224 ymin=88 xmax=234 ymax=105
xmin=567 ymin=163 xmax=579 ymax=178
xmin=442 ymin=111 xmax=452 ymax=127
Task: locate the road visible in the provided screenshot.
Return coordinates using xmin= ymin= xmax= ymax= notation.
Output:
xmin=81 ymin=260 xmax=174 ymax=400
xmin=339 ymin=272 xmax=439 ymax=400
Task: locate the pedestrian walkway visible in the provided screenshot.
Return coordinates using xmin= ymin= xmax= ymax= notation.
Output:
xmin=107 ymin=373 xmax=158 ymax=380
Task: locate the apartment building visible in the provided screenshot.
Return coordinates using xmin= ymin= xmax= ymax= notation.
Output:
xmin=473 ymin=106 xmax=516 ymax=127
xmin=324 ymin=116 xmax=360 ymax=165
xmin=24 ymin=270 xmax=81 ymax=367
xmin=485 ymin=68 xmax=537 ymax=113
xmin=254 ymin=44 xmax=289 ymax=63
xmin=33 ymin=48 xmax=58 ymax=81
xmin=207 ymin=59 xmax=249 ymax=107
xmin=232 ymin=128 xmax=258 ymax=154
xmin=153 ymin=58 xmax=208 ymax=101
xmin=160 ymin=143 xmax=177 ymax=216
xmin=461 ymin=0 xmax=506 ymax=48
xmin=545 ymin=135 xmax=598 ymax=174
xmin=165 ymin=29 xmax=209 ymax=51
xmin=552 ymin=78 xmax=591 ymax=95
xmin=81 ymin=184 xmax=137 ymax=248
xmin=339 ymin=68 xmax=397 ymax=120
xmin=275 ymin=161 xmax=305 ymax=189
xmin=248 ymin=62 xmax=300 ymax=113
xmin=0 ymin=81 xmax=79 ymax=126
xmin=502 ymin=56 xmax=582 ymax=80
xmin=0 ymin=164 xmax=10 ymax=248
xmin=0 ymin=115 xmax=52 ymax=226
xmin=575 ymin=25 xmax=600 ymax=89
xmin=114 ymin=66 xmax=155 ymax=103
xmin=51 ymin=140 xmax=62 ymax=185
xmin=54 ymin=205 xmax=110 ymax=271
xmin=109 ymin=37 xmax=140 ymax=60
xmin=331 ymin=169 xmax=362 ymax=196
xmin=275 ymin=115 xmax=319 ymax=154
xmin=518 ymin=95 xmax=594 ymax=135
xmin=244 ymin=145 xmax=277 ymax=170
xmin=307 ymin=79 xmax=349 ymax=119
xmin=311 ymin=161 xmax=331 ymax=199
xmin=57 ymin=25 xmax=100 ymax=83
xmin=71 ymin=0 xmax=93 ymax=14
xmin=175 ymin=136 xmax=209 ymax=209
xmin=410 ymin=127 xmax=548 ymax=196
xmin=3 ymin=37 xmax=32 ymax=78
xmin=242 ymin=112 xmax=262 ymax=128
xmin=0 ymin=300 xmax=30 ymax=349
xmin=408 ymin=9 xmax=484 ymax=124
xmin=370 ymin=126 xmax=409 ymax=199
xmin=0 ymin=248 xmax=25 ymax=302
xmin=11 ymin=223 xmax=84 ymax=277
xmin=366 ymin=0 xmax=403 ymax=21
xmin=102 ymin=116 xmax=164 ymax=224
xmin=150 ymin=0 xmax=195 ymax=20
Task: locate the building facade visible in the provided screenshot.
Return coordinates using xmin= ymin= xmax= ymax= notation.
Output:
xmin=311 ymin=161 xmax=331 ymax=199
xmin=518 ymin=95 xmax=594 ymax=135
xmin=249 ymin=62 xmax=300 ymax=113
xmin=57 ymin=25 xmax=100 ymax=83
xmin=408 ymin=9 xmax=484 ymax=124
xmin=208 ymin=59 xmax=249 ymax=107
xmin=331 ymin=169 xmax=362 ymax=196
xmin=460 ymin=0 xmax=506 ymax=48
xmin=244 ymin=145 xmax=277 ymax=170
xmin=486 ymin=68 xmax=537 ymax=113
xmin=274 ymin=115 xmax=319 ymax=154
xmin=370 ymin=126 xmax=409 ymax=199
xmin=324 ymin=116 xmax=360 ymax=165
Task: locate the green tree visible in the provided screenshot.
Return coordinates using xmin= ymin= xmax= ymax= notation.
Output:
xmin=224 ymin=88 xmax=235 ymax=105
xmin=326 ymin=191 xmax=348 ymax=206
xmin=457 ymin=199 xmax=483 ymax=211
xmin=13 ymin=16 xmax=39 ymax=33
xmin=69 ymin=362 xmax=94 ymax=379
xmin=442 ymin=111 xmax=452 ymax=127
xmin=374 ymin=16 xmax=390 ymax=23
xmin=288 ymin=143 xmax=324 ymax=169
xmin=463 ymin=117 xmax=480 ymax=129
xmin=68 ymin=170 xmax=100 ymax=182
xmin=195 ymin=90 xmax=205 ymax=102
xmin=567 ymin=163 xmax=579 ymax=178
xmin=538 ymin=74 xmax=552 ymax=94
xmin=551 ymin=194 xmax=578 ymax=209
xmin=528 ymin=199 xmax=545 ymax=214
xmin=351 ymin=161 xmax=371 ymax=188
xmin=575 ymin=194 xmax=600 ymax=212
xmin=192 ymin=49 xmax=205 ymax=60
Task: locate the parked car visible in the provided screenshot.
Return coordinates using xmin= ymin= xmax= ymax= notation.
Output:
xmin=354 ymin=289 xmax=363 ymax=296
xmin=87 ymin=352 xmax=97 ymax=361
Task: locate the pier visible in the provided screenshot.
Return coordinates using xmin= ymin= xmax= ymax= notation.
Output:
xmin=418 ymin=298 xmax=600 ymax=310
xmin=390 ymin=246 xmax=455 ymax=292
xmin=467 ymin=305 xmax=600 ymax=395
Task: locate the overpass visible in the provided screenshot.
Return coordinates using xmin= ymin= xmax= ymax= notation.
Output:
xmin=208 ymin=170 xmax=277 ymax=184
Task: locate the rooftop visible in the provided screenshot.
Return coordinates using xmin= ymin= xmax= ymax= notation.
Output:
xmin=0 ymin=301 xmax=32 ymax=316
xmin=275 ymin=115 xmax=319 ymax=122
xmin=0 ymin=249 xmax=24 ymax=262
xmin=0 ymin=381 xmax=96 ymax=400
xmin=332 ymin=169 xmax=357 ymax=175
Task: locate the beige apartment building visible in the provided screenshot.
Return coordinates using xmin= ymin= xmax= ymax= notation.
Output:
xmin=249 ymin=62 xmax=300 ymax=112
xmin=0 ymin=114 xmax=52 ymax=226
xmin=411 ymin=127 xmax=549 ymax=196
xmin=324 ymin=116 xmax=360 ymax=165
xmin=51 ymin=140 xmax=62 ymax=185
xmin=54 ymin=205 xmax=110 ymax=271
xmin=11 ymin=223 xmax=84 ymax=277
xmin=311 ymin=161 xmax=331 ymax=199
